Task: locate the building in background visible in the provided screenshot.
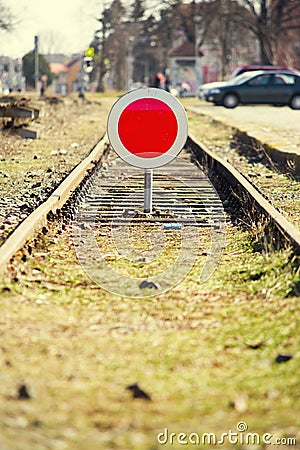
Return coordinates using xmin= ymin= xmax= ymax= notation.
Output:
xmin=49 ymin=62 xmax=67 ymax=94
xmin=65 ymin=55 xmax=83 ymax=93
xmin=168 ymin=41 xmax=199 ymax=96
xmin=0 ymin=56 xmax=25 ymax=93
xmin=45 ymin=54 xmax=82 ymax=94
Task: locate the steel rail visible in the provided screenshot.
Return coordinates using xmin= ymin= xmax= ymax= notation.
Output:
xmin=187 ymin=134 xmax=300 ymax=253
xmin=1 ymin=132 xmax=300 ymax=277
xmin=0 ymin=134 xmax=109 ymax=275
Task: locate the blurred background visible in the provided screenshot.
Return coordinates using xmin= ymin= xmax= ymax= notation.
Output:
xmin=0 ymin=0 xmax=300 ymax=96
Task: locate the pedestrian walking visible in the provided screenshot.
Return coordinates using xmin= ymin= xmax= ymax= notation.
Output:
xmin=164 ymin=74 xmax=171 ymax=92
xmin=151 ymin=73 xmax=161 ymax=88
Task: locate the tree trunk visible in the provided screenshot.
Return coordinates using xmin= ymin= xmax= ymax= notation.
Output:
xmin=96 ymin=56 xmax=106 ymax=92
xmin=255 ymin=0 xmax=273 ymax=63
xmin=96 ymin=76 xmax=105 ymax=93
xmin=258 ymin=31 xmax=273 ymax=64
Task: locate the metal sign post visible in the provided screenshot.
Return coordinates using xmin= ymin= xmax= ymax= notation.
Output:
xmin=107 ymin=88 xmax=188 ymax=215
xmin=144 ymin=168 xmax=153 ymax=213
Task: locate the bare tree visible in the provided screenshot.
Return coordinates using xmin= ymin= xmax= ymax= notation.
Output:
xmin=0 ymin=1 xmax=14 ymax=31
xmin=170 ymin=1 xmax=216 ymax=46
xmin=237 ymin=0 xmax=300 ymax=64
xmin=107 ymin=0 xmax=128 ymax=89
xmin=205 ymin=0 xmax=256 ymax=77
xmin=93 ymin=15 xmax=109 ymax=93
xmin=39 ymin=30 xmax=66 ymax=55
xmin=130 ymin=0 xmax=146 ymax=21
xmin=94 ymin=0 xmax=128 ymax=91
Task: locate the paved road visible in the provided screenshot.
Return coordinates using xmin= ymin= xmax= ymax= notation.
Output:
xmin=187 ymin=103 xmax=300 ymax=156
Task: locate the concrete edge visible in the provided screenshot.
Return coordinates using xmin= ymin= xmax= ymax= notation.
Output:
xmin=186 ymin=105 xmax=300 ymax=174
xmin=233 ymin=129 xmax=300 ymax=174
xmin=188 ymin=134 xmax=300 ymax=252
xmin=0 ymin=133 xmax=109 ymax=274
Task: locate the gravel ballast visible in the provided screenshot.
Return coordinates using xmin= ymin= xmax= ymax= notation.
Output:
xmin=0 ymin=94 xmax=115 ymax=246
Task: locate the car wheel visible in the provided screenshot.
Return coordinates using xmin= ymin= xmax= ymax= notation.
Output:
xmin=223 ymin=93 xmax=239 ymax=108
xmin=290 ymin=95 xmax=300 ymax=110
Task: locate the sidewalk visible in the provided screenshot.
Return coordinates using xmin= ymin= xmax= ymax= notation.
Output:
xmin=186 ymin=103 xmax=300 ymax=173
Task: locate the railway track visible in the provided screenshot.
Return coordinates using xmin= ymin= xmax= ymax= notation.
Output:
xmin=1 ymin=132 xmax=300 ymax=283
xmin=72 ymin=151 xmax=226 ymax=296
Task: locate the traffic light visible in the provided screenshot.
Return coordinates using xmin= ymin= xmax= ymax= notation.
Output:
xmin=83 ymin=56 xmax=94 ymax=73
xmin=85 ymin=47 xmax=95 ymax=58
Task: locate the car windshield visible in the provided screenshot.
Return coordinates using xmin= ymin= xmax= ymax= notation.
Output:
xmin=230 ymin=73 xmax=257 ymax=85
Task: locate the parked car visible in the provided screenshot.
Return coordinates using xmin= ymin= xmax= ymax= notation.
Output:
xmin=199 ymin=81 xmax=227 ymax=101
xmin=201 ymin=70 xmax=300 ymax=109
xmin=231 ymin=64 xmax=300 ymax=78
xmin=198 ymin=66 xmax=300 ymax=100
xmin=198 ymin=72 xmax=255 ymax=101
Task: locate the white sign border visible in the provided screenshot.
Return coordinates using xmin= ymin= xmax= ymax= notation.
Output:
xmin=107 ymin=88 xmax=188 ymax=169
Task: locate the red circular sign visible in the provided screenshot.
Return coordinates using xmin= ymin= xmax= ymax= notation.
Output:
xmin=107 ymin=88 xmax=188 ymax=169
xmin=118 ymin=98 xmax=178 ymax=158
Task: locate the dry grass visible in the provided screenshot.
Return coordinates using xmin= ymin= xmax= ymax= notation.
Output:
xmin=1 ymin=222 xmax=299 ymax=450
xmin=0 ymin=94 xmax=299 ymax=450
xmin=185 ymin=103 xmax=300 ymax=230
xmin=0 ymin=93 xmax=116 ymax=246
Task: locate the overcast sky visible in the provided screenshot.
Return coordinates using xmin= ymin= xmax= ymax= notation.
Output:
xmin=0 ymin=0 xmax=102 ymax=58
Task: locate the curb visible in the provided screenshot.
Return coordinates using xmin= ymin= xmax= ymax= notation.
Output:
xmin=234 ymin=129 xmax=300 ymax=175
xmin=188 ymin=134 xmax=300 ymax=253
xmin=186 ymin=105 xmax=300 ymax=175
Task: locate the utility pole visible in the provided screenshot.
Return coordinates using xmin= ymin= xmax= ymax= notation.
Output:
xmin=126 ymin=36 xmax=134 ymax=91
xmin=34 ymin=35 xmax=39 ymax=94
xmin=194 ymin=16 xmax=202 ymax=90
